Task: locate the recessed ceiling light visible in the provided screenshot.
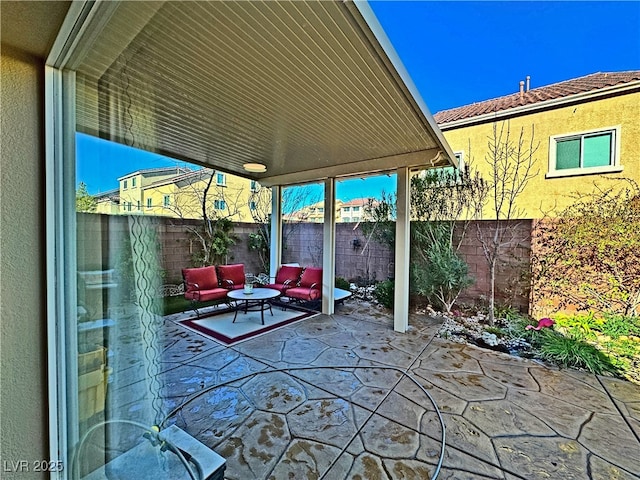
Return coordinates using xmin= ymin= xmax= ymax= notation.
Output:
xmin=243 ymin=163 xmax=267 ymax=173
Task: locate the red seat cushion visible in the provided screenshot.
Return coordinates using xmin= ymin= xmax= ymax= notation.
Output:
xmin=265 ymin=283 xmax=289 ymax=293
xmin=286 ymin=286 xmax=321 ymax=301
xmin=185 ymin=288 xmax=229 ymax=302
xmin=274 ymin=265 xmax=303 ymax=285
xmin=182 ymin=266 xmax=218 ymax=293
xmin=217 ymin=264 xmax=245 ymax=288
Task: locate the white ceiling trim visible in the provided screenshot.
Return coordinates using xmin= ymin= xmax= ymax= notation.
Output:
xmin=259 ymin=147 xmax=445 ymax=187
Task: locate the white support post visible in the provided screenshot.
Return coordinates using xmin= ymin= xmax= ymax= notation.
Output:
xmin=269 ymin=185 xmax=282 ymax=281
xmin=322 ymin=178 xmax=336 ymax=314
xmin=394 ymin=167 xmax=410 ymax=332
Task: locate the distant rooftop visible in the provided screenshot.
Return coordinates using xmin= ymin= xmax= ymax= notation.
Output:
xmin=117 ymin=167 xmax=191 ymax=181
xmin=434 ymin=71 xmax=640 ymax=125
xmin=341 ymin=198 xmax=372 ymax=207
xmin=94 ymin=188 xmax=120 ymax=200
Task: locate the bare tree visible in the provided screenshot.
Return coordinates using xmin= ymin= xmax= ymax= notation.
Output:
xmin=475 ymin=121 xmax=539 ymax=324
xmin=164 ymin=168 xmax=243 ymax=266
xmin=248 ymin=184 xmax=321 ymax=272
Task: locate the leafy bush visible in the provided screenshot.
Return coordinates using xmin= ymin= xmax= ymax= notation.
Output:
xmin=538 ymin=330 xmax=619 ymax=375
xmin=494 ymin=303 xmax=522 ymax=322
xmin=532 ymin=180 xmax=640 ymax=317
xmin=600 ymin=313 xmax=640 ymax=338
xmin=373 ymin=279 xmax=394 ymax=309
xmin=553 ymin=312 xmax=640 ymax=340
xmin=335 ymin=277 xmax=350 ymax=290
xmin=411 ymin=243 xmax=473 ymax=312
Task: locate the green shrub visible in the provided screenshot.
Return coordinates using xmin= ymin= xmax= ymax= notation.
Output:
xmin=411 ymin=244 xmax=473 ymax=313
xmin=539 ymin=330 xmax=619 ymax=375
xmin=335 ymin=277 xmax=350 ymax=290
xmin=484 ymin=326 xmax=505 ymax=338
xmin=600 ymin=313 xmax=640 ymax=338
xmin=373 ymin=279 xmax=394 ymax=309
xmin=554 ymin=312 xmax=640 ymax=339
xmin=494 ymin=303 xmax=522 ymax=322
xmin=532 ymin=181 xmax=640 ymax=317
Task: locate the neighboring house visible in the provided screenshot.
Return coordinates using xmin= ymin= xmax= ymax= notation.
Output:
xmin=94 ymin=188 xmax=120 ymax=214
xmin=117 ymin=166 xmax=187 ymax=215
xmin=434 ymin=71 xmax=640 ymax=218
xmin=286 ymin=198 xmax=377 ymax=223
xmin=339 ymin=197 xmax=374 ymax=223
xmin=114 ymin=167 xmax=267 ymax=222
xmin=285 ymin=200 xmax=341 ymax=223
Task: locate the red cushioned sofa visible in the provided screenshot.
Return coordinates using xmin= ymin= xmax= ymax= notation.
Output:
xmin=265 ymin=265 xmax=304 ymax=294
xmin=181 ymin=266 xmax=229 ymax=317
xmin=284 ymin=267 xmax=322 ymax=302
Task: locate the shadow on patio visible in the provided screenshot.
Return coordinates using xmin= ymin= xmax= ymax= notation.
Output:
xmin=95 ymin=299 xmax=640 ymax=479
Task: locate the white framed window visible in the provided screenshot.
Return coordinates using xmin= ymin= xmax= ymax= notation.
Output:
xmin=214 ymin=199 xmax=226 ymax=210
xmin=146 ymin=198 xmax=152 ymax=209
xmin=123 ymin=179 xmax=128 ymax=189
xmin=216 ymin=173 xmax=226 ymax=186
xmin=250 ymin=180 xmax=257 ymax=191
xmin=547 ymin=126 xmax=622 ymax=178
xmin=249 ymin=201 xmax=257 ymax=210
xmin=163 ymin=195 xmax=171 ymax=207
xmin=352 ymin=206 xmax=360 ymax=213
xmin=132 ymin=177 xmax=137 ymax=187
xmin=343 ymin=206 xmax=350 ymax=212
xmin=136 ymin=200 xmax=141 ymax=210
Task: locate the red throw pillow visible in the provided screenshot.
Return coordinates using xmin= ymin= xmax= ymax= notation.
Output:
xmin=182 ymin=266 xmax=218 ymax=292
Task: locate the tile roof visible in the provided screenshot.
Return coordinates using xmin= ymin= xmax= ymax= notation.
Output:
xmin=433 ymin=71 xmax=640 ymax=125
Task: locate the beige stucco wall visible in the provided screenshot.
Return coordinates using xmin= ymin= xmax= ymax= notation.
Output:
xmin=0 ymin=48 xmax=49 ymax=478
xmin=442 ymin=92 xmax=640 ymax=218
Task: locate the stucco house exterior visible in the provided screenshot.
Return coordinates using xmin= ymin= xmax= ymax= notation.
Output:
xmin=112 ymin=167 xmax=266 ymax=222
xmin=434 ymin=71 xmax=640 ymax=218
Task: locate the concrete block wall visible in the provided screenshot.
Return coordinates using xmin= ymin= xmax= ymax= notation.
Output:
xmin=77 ymin=213 xmax=533 ymax=310
xmin=455 ymin=220 xmax=532 ymax=310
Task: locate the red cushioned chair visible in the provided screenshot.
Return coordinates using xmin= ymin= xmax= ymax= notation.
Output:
xmin=285 ymin=267 xmax=322 ymax=302
xmin=216 ymin=263 xmax=246 ymax=290
xmin=182 ymin=266 xmax=229 ymax=317
xmin=265 ymin=265 xmax=304 ymax=294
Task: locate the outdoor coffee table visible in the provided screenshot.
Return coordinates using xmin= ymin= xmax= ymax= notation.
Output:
xmin=227 ymin=288 xmax=280 ymax=325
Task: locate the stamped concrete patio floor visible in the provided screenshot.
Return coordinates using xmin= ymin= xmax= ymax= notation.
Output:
xmin=109 ymin=300 xmax=640 ymax=479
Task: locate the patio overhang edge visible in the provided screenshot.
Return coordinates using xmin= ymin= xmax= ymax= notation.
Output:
xmin=348 ymin=0 xmax=459 ymax=171
xmin=259 ymin=147 xmax=445 ymax=187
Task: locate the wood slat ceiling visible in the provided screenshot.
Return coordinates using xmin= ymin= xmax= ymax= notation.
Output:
xmin=75 ymin=0 xmax=452 ymax=185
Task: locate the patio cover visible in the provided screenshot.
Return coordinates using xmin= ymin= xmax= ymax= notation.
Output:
xmin=50 ymin=0 xmax=457 ymax=331
xmin=66 ymin=0 xmax=456 ymax=183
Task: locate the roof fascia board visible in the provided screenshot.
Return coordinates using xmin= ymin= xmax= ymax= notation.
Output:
xmin=259 ymin=148 xmax=444 ymax=187
xmin=439 ymin=82 xmax=640 ymax=131
xmin=46 ymin=1 xmax=120 ymax=69
xmin=349 ymin=0 xmax=458 ymax=169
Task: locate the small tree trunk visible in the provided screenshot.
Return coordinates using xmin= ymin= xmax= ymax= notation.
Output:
xmin=488 ymin=260 xmax=496 ymax=326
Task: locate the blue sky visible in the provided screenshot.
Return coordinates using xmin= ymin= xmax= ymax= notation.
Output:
xmin=78 ymin=1 xmax=640 ymax=198
xmin=371 ymin=1 xmax=640 ymax=114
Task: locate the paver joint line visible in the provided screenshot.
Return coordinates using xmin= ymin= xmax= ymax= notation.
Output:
xmin=162 ymin=365 xmax=448 ymax=479
xmin=597 ymin=375 xmax=640 ymax=446
xmin=148 ymin=308 xmax=640 ymax=479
